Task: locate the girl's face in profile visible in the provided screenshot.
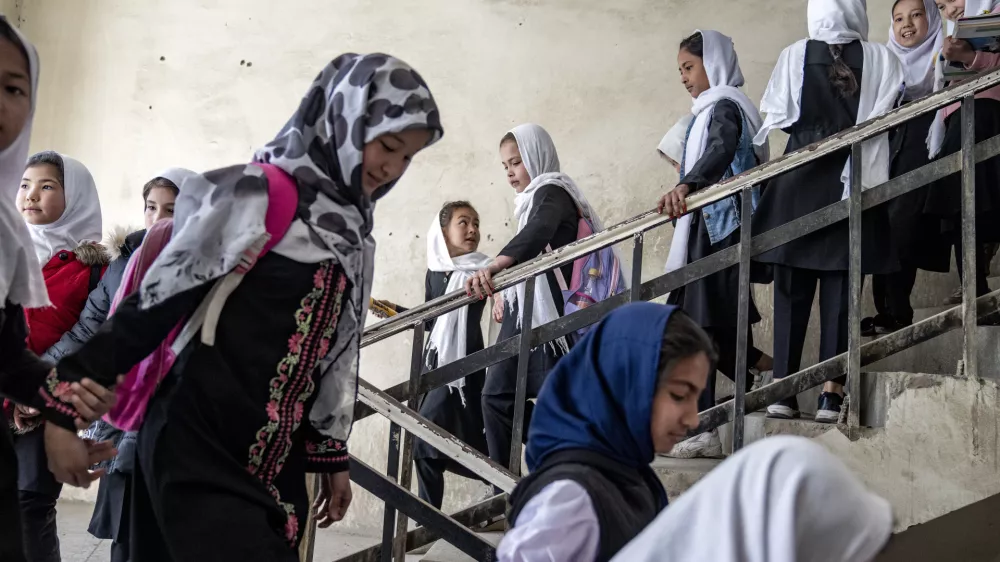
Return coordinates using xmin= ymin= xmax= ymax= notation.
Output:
xmin=649 ymin=351 xmax=710 ymax=454
xmin=0 ymin=36 xmax=30 ymax=152
xmin=678 ymin=48 xmax=711 ymax=99
xmin=361 ymin=128 xmax=432 ymax=199
xmin=500 ymin=140 xmax=532 ymax=193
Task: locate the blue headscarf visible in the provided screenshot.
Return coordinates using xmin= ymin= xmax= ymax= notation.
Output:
xmin=526 ymin=303 xmax=677 ymax=494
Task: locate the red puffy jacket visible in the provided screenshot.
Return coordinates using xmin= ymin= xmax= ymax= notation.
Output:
xmin=6 ymin=243 xmax=108 ymax=431
xmin=24 ymin=243 xmax=109 ymax=355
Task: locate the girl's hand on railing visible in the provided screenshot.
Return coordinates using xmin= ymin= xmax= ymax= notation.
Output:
xmin=658 ymin=184 xmax=691 ymax=218
xmin=492 ymin=295 xmax=505 ymax=323
xmin=466 ymin=257 xmax=512 ymax=300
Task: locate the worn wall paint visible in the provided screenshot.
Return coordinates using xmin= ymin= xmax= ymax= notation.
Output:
xmin=20 ymin=0 xmax=952 ymax=535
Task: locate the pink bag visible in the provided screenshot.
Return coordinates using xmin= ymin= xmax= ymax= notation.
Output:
xmin=105 ymin=164 xmax=299 ymax=430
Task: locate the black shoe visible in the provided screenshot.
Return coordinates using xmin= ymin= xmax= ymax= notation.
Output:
xmin=815 ymin=392 xmax=844 ymax=424
xmin=766 ymin=397 xmax=800 ymax=419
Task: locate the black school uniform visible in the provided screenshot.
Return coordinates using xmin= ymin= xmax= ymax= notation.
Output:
xmin=413 ymin=270 xmax=489 ymax=509
xmin=482 ymin=184 xmax=577 ymax=470
xmin=751 ymin=40 xmax=894 ymax=386
xmin=666 ymin=99 xmax=763 ymax=410
xmin=924 ymin=98 xmax=1000 ymax=295
xmin=0 ymin=302 xmax=79 ymax=562
xmin=871 ymin=110 xmax=951 ymax=326
xmin=56 ymin=254 xmax=351 ymax=562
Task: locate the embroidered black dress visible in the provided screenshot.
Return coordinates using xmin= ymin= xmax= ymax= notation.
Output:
xmin=55 ymin=253 xmax=351 ymax=562
xmin=412 ymin=270 xmax=489 ymax=508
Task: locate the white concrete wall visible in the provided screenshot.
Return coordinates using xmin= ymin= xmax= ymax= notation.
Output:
xmin=19 ymin=0 xmax=917 ymax=534
xmin=1 ymin=0 xmax=19 ymax=23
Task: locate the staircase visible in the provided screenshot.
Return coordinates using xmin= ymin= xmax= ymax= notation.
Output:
xmin=317 ymin=68 xmax=1000 ymax=562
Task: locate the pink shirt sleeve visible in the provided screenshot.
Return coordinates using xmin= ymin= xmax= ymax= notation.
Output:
xmin=968 ymin=50 xmax=1000 ymax=71
xmin=497 ymin=480 xmax=600 ymax=562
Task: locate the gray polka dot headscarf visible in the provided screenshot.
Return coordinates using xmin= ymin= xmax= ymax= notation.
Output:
xmin=139 ymin=53 xmax=442 ymax=440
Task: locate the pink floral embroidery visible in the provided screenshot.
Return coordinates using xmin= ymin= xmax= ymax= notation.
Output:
xmin=242 ymin=261 xmax=347 ymax=547
xmin=288 ymin=332 xmax=305 ymax=354
xmin=284 ymin=507 xmax=299 ymax=543
xmin=52 ymin=381 xmax=72 ymax=399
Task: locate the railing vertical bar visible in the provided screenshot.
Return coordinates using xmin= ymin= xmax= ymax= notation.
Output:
xmin=847 ymin=142 xmax=863 ymax=430
xmin=961 ymin=95 xmax=978 ymax=380
xmin=509 ymin=277 xmax=536 ymax=477
xmin=380 ymin=423 xmax=402 ymax=562
xmin=393 ymin=324 xmax=425 ymax=561
xmin=732 ymin=190 xmax=752 ymax=453
xmin=630 ymin=233 xmax=644 ymax=302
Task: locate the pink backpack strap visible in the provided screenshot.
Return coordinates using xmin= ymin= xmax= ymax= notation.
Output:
xmin=257 ymin=163 xmax=299 ymax=257
xmin=196 ymin=164 xmax=300 ymax=346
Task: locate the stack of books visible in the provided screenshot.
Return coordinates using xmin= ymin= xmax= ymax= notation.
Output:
xmin=943 ymin=13 xmax=1000 ymax=79
xmin=954 ymin=13 xmax=1000 ymax=51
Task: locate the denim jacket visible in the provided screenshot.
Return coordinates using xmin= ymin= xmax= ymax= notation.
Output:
xmin=681 ymin=104 xmax=761 ymax=244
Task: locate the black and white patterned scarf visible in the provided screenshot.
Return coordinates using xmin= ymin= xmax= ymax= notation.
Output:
xmin=139 ymin=53 xmax=443 ymax=440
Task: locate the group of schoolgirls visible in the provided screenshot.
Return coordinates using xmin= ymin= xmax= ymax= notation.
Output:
xmin=4 ymin=0 xmax=997 ymax=560
xmin=500 ymin=0 xmax=1000 ymax=560
xmin=649 ymin=0 xmax=1000 ymax=463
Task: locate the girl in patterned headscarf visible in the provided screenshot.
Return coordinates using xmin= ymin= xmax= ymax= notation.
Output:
xmin=49 ymin=53 xmax=443 ymax=561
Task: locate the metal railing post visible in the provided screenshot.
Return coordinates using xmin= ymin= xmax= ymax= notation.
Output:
xmin=732 ymin=190 xmax=753 ymax=452
xmin=393 ymin=324 xmax=425 ymax=561
xmin=509 ymin=277 xmax=536 ymax=477
xmin=380 ymin=423 xmax=402 ymax=562
xmin=961 ymin=95 xmax=979 ymax=380
xmin=631 ymin=233 xmax=644 ymax=302
xmin=847 ymin=143 xmax=863 ymax=430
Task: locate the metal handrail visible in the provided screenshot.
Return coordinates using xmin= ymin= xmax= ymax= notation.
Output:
xmin=361 ymin=67 xmax=1000 ymax=347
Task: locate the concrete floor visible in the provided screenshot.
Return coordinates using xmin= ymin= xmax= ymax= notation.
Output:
xmin=54 ymin=500 xmax=418 ymax=562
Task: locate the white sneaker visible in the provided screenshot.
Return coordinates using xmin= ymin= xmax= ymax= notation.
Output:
xmin=665 ymin=429 xmax=723 ymax=459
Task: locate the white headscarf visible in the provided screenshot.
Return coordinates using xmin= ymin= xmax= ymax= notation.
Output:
xmin=23 ymin=154 xmax=103 ymax=265
xmin=153 ymin=167 xmax=198 ymax=192
xmin=965 ymin=0 xmax=1000 ymax=17
xmin=611 ymin=436 xmax=894 ymax=562
xmin=657 ymin=114 xmax=693 ymax=164
xmin=503 ymin=124 xmax=609 ymax=353
xmin=0 ymin=17 xmax=48 ymax=308
xmin=664 ymin=31 xmax=768 ymax=277
xmin=754 ymin=0 xmax=905 ymax=198
xmin=887 ymin=0 xmax=943 ymax=101
xmin=425 ymin=211 xmax=491 ymax=402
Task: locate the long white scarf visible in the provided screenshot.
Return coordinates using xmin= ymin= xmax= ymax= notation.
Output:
xmin=503 ymin=124 xmax=607 ymax=354
xmin=664 ymin=30 xmax=768 ymax=278
xmin=754 ymin=0 xmax=905 ymax=199
xmin=661 ymin=114 xmax=694 ymax=277
xmin=425 ymin=216 xmax=491 ymax=400
xmin=0 ymin=17 xmax=48 ymax=308
xmin=24 ymin=154 xmax=103 ymax=264
xmin=611 ymin=436 xmax=893 ymax=562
